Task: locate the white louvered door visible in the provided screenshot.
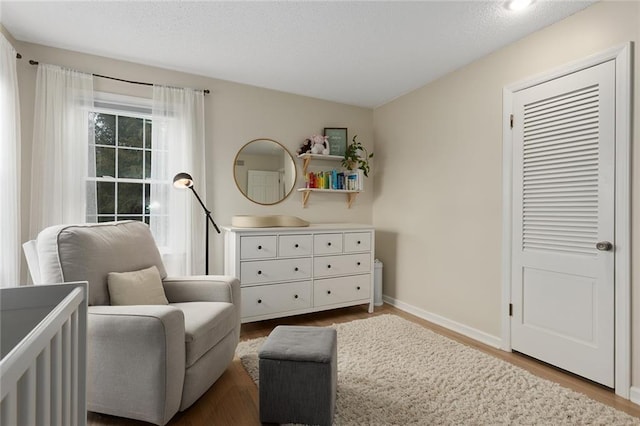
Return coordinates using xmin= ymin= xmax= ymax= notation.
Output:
xmin=511 ymin=60 xmax=615 ymax=387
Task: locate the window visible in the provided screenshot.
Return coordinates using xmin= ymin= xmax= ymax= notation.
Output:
xmin=86 ymin=95 xmax=163 ymax=224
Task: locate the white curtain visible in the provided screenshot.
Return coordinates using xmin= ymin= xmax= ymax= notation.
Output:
xmin=0 ymin=34 xmax=21 ymax=287
xmin=29 ymin=64 xmax=95 ymax=238
xmin=151 ymin=86 xmax=206 ymax=276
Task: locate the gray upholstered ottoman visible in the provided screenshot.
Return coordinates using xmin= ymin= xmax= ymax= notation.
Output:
xmin=259 ymin=325 xmax=337 ymax=426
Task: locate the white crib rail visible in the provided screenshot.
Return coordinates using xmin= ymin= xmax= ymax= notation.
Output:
xmin=1 ymin=282 xmax=87 ymax=426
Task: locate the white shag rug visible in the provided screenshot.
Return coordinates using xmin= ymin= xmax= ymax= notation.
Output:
xmin=236 ymin=314 xmax=640 ymax=425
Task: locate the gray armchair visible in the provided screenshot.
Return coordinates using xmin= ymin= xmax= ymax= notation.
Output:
xmin=23 ymin=221 xmax=240 ymax=425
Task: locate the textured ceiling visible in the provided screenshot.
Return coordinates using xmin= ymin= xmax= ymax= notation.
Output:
xmin=1 ymin=1 xmax=596 ymax=108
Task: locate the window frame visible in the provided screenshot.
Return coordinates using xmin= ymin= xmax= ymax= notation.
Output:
xmin=86 ymin=92 xmax=167 ymax=225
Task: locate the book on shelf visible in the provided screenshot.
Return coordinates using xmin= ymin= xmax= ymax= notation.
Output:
xmin=304 ymin=168 xmax=363 ymax=191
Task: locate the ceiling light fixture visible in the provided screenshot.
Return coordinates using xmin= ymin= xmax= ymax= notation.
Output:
xmin=506 ymin=0 xmax=534 ymax=11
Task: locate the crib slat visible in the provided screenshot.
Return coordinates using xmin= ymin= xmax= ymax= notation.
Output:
xmin=76 ymin=295 xmax=88 ymax=426
xmin=36 ymin=344 xmax=51 ymax=426
xmin=51 ymin=331 xmax=62 ymax=426
xmin=17 ymin=363 xmax=37 ymax=425
xmin=70 ymin=310 xmax=79 ymax=426
xmin=0 ymin=384 xmax=18 ymax=425
xmin=62 ymin=318 xmax=71 ymax=425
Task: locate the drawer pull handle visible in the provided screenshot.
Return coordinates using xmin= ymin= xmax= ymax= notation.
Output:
xmin=357 ymin=240 xmax=361 ymax=244
xmin=257 ymin=245 xmax=262 ymax=250
xmin=257 ymin=299 xmax=262 ymax=304
xmin=294 ymin=267 xmax=299 ymax=272
xmin=357 ymin=286 xmax=361 ymax=290
xmin=327 ymin=290 xmax=331 ymax=295
xmin=357 ymin=261 xmax=361 ymax=266
xmin=295 ymin=244 xmax=299 ymax=248
xmin=327 ymin=242 xmax=332 ymax=246
xmin=327 ymin=264 xmax=331 ymax=269
xmin=294 ymin=294 xmax=299 ymax=299
xmin=257 ymin=270 xmax=262 ymax=275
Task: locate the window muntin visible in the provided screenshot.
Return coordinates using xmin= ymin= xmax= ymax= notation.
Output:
xmin=87 ymin=109 xmax=161 ymax=224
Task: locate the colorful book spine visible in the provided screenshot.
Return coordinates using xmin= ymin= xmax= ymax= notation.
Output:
xmin=306 ymin=169 xmax=363 ymax=191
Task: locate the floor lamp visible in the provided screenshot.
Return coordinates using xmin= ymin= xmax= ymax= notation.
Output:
xmin=173 ymin=172 xmax=220 ymax=275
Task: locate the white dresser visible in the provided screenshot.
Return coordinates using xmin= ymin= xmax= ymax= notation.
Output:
xmin=223 ymin=223 xmax=375 ymax=323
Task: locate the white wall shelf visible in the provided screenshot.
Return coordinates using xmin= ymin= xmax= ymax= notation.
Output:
xmin=297 ymin=153 xmax=344 ymax=174
xmin=297 ymin=188 xmax=360 ymax=208
xmin=297 ymin=153 xmax=362 ymax=208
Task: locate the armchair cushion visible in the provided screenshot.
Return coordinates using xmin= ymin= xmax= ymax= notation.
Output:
xmin=171 ymin=302 xmax=236 ymax=368
xmin=36 ymin=221 xmax=167 ymax=306
xmin=108 ymin=266 xmax=169 ymax=306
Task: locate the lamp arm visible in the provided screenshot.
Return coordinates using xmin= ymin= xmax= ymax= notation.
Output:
xmin=189 ymin=186 xmax=221 ymax=234
xmin=206 ymin=211 xmax=221 ymax=234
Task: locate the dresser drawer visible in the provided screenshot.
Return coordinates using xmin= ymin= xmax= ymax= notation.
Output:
xmin=313 ymin=253 xmax=371 ymax=278
xmin=240 ymin=236 xmax=277 ymax=260
xmin=241 ymin=258 xmax=311 ymax=285
xmin=279 ymin=234 xmax=312 ymax=257
xmin=314 ymin=275 xmax=371 ymax=307
xmin=344 ymin=232 xmax=371 ymax=253
xmin=314 ymin=233 xmax=343 ymax=255
xmin=242 ymin=281 xmax=312 ymax=318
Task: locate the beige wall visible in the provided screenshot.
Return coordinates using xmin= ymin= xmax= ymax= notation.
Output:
xmin=373 ymin=1 xmax=639 ymax=385
xmin=12 ymin=40 xmax=374 ymax=279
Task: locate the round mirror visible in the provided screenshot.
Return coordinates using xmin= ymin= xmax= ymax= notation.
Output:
xmin=233 ymin=138 xmax=297 ymax=205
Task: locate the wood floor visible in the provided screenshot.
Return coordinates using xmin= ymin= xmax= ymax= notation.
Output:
xmin=88 ymin=304 xmax=640 ymax=425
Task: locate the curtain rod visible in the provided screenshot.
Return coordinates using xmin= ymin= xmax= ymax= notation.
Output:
xmin=28 ymin=60 xmax=210 ymax=94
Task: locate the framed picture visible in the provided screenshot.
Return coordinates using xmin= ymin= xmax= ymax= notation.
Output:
xmin=324 ymin=128 xmax=348 ymax=156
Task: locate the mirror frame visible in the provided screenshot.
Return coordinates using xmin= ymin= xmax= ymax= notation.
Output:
xmin=233 ymin=138 xmax=297 ymax=205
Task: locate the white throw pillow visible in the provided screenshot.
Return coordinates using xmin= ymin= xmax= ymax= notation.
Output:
xmin=107 ymin=265 xmax=169 ymax=305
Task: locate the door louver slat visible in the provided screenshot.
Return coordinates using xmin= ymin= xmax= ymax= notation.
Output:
xmin=524 ymin=157 xmax=597 ymax=171
xmin=524 ymin=181 xmax=598 ymax=191
xmin=524 ymin=200 xmax=596 ymax=207
xmin=524 ymin=136 xmax=598 ymax=154
xmin=523 ymin=227 xmax=597 ymax=237
xmin=524 ymin=115 xmax=598 ymax=136
xmin=522 ymin=243 xmax=595 ymax=255
xmin=522 ymin=86 xmax=599 ymax=255
xmin=525 ymin=102 xmax=598 ymax=122
xmin=524 ymin=169 xmax=597 ymax=180
xmin=523 ymin=123 xmax=598 ymax=140
xmin=523 ymin=134 xmax=595 ymax=152
xmin=523 ymin=86 xmax=597 ymax=114
xmin=525 ymin=151 xmax=596 ymax=164
xmin=524 ymin=217 xmax=597 ymax=225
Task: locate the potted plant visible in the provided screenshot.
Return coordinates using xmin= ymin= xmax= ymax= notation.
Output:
xmin=342 ymin=135 xmax=374 ymax=177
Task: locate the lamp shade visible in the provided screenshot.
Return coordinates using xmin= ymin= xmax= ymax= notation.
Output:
xmin=173 ymin=172 xmax=194 ymax=189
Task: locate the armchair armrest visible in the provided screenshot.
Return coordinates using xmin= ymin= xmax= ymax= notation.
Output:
xmin=163 ymin=275 xmax=242 ymax=353
xmin=87 ymin=305 xmax=186 ymax=425
xmin=162 ymin=275 xmax=240 ymax=305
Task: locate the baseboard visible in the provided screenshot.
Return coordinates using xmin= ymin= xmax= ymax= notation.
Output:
xmin=382 ymin=295 xmax=502 ymax=349
xmin=630 ymin=386 xmax=640 ymax=406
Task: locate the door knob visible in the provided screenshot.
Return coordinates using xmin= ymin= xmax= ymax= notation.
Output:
xmin=596 ymin=241 xmax=613 ymax=251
